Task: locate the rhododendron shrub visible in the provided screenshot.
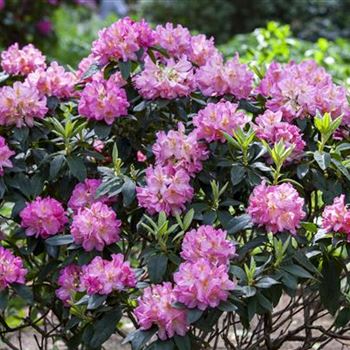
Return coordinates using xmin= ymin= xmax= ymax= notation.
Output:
xmin=0 ymin=18 xmax=350 ymax=350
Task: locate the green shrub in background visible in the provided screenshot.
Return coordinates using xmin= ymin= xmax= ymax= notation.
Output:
xmin=138 ymin=0 xmax=350 ymax=44
xmin=46 ymin=6 xmax=118 ymax=67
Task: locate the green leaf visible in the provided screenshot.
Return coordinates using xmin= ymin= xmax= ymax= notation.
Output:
xmin=122 ymin=177 xmax=136 ymax=207
xmin=301 ymin=222 xmax=318 ymax=233
xmin=241 ymin=286 xmax=257 ymax=297
xmin=281 ymin=272 xmax=297 ymax=291
xmin=122 ymin=328 xmax=156 ymax=350
xmin=281 ymin=265 xmax=314 ymax=279
xmin=82 ymin=63 xmax=100 ymax=80
xmin=153 ymin=339 xmax=175 ymax=350
xmin=230 ymin=165 xmax=245 ymax=185
xmin=50 ymin=155 xmax=65 ymax=180
xmin=45 ymin=235 xmax=74 ymax=246
xmin=183 ymin=209 xmax=194 ymax=231
xmin=133 ymin=101 xmax=148 ymax=112
xmin=314 ymin=151 xmax=330 ymax=170
xmin=218 ymin=300 xmax=237 ymax=312
xmin=12 ymin=284 xmax=33 ymax=305
xmin=87 ymin=294 xmax=107 ymax=310
xmin=147 ymin=255 xmax=168 ymax=283
xmin=320 ymin=259 xmax=341 ymax=315
xmin=94 ymin=123 xmax=111 ymax=138
xmin=226 ymin=214 xmax=253 ymax=235
xmin=255 ymin=277 xmax=280 ymax=289
xmin=332 ymin=159 xmax=350 ymax=182
xmin=67 ymin=156 xmax=87 ymax=182
xmin=335 ymin=307 xmax=350 ymax=328
xmin=118 ymin=60 xmax=132 ymax=80
xmin=297 ymin=164 xmax=309 ymax=179
xmin=89 ymin=308 xmax=122 ymax=348
xmin=174 ymin=334 xmax=191 ymax=350
xmin=0 ymin=290 xmax=8 ymax=310
xmin=257 ymin=293 xmax=273 ymax=312
xmin=187 ymin=309 xmax=203 ymax=324
xmin=239 ymin=236 xmax=267 ymax=258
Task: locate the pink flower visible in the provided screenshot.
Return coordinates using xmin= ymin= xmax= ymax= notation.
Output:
xmin=154 ymin=23 xmax=192 ymax=57
xmin=174 ymin=259 xmax=235 ymax=310
xmin=0 ymin=247 xmax=27 ymax=290
xmin=56 ymin=264 xmax=82 ymax=306
xmin=133 ymin=56 xmax=196 ymax=100
xmin=193 ymin=101 xmax=249 ymax=143
xmin=254 ymin=110 xmax=305 ymax=161
xmin=135 ymin=282 xmax=188 ymax=340
xmin=196 ymin=54 xmax=253 ymax=98
xmin=136 ymin=165 xmax=194 ymax=215
xmin=80 ymin=254 xmax=136 ymax=295
xmin=257 ymin=60 xmax=350 ymax=123
xmin=153 ymin=123 xmax=208 ymax=176
xmin=0 ymin=82 xmax=47 ymax=127
xmin=321 ymin=195 xmax=350 ymax=237
xmin=180 ymin=225 xmax=236 ymax=266
xmin=1 ymin=43 xmax=46 ymax=76
xmin=93 ymin=140 xmax=105 ymax=153
xmin=247 ymin=182 xmax=306 ymax=234
xmin=20 ymin=197 xmax=68 ymax=239
xmin=189 ymin=34 xmax=220 ymax=67
xmin=0 ymin=136 xmax=14 ymax=176
xmin=26 ymin=61 xmax=76 ymax=99
xmin=71 ymin=202 xmax=121 ymax=251
xmin=91 ymin=17 xmax=155 ymax=65
xmin=68 ymin=179 xmax=111 ymax=213
xmin=76 ymin=54 xmax=97 ymax=80
xmin=78 ymin=74 xmax=129 ymax=125
xmin=137 ymin=151 xmax=147 ymax=162
xmin=0 ymin=0 xmax=4 ymax=10
xmin=36 ymin=19 xmax=53 ymax=36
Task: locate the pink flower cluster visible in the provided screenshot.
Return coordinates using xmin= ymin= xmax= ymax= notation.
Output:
xmin=80 ymin=254 xmax=136 ymax=295
xmin=78 ymin=74 xmax=129 ymax=124
xmin=174 ymin=259 xmax=235 ymax=310
xmin=0 ymin=246 xmax=27 ymax=291
xmin=133 ymin=56 xmax=195 ymax=100
xmin=254 ymin=110 xmax=305 ymax=161
xmin=153 ymin=123 xmax=208 ymax=176
xmin=0 ymin=82 xmax=47 ymax=127
xmin=196 ymin=54 xmax=253 ymax=98
xmin=247 ymin=182 xmax=306 ymax=234
xmin=91 ymin=17 xmax=155 ymax=65
xmin=321 ymin=195 xmax=350 ymax=238
xmin=56 ymin=264 xmax=81 ymax=306
xmin=20 ymin=197 xmax=67 ymax=239
xmin=154 ymin=23 xmax=219 ymax=66
xmin=1 ymin=43 xmax=46 ymax=76
xmin=68 ymin=178 xmax=111 ymax=212
xmin=257 ymin=61 xmax=350 ymax=123
xmin=136 ymin=165 xmax=193 ymax=215
xmin=135 ymin=282 xmax=188 ymax=340
xmin=0 ymin=136 xmax=14 ymax=176
xmin=26 ymin=61 xmax=76 ymax=98
xmin=56 ymin=254 xmax=136 ymax=305
xmin=180 ymin=225 xmax=236 ymax=266
xmin=71 ymin=202 xmax=121 ymax=251
xmin=193 ymin=101 xmax=249 ymax=143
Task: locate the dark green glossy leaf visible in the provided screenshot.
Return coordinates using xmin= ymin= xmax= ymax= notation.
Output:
xmin=147 ymin=255 xmax=168 ymax=283
xmin=45 ymin=235 xmax=74 ymax=246
xmin=67 ymin=156 xmax=87 ymax=182
xmin=89 ymin=308 xmax=122 ymax=348
xmin=12 ymin=284 xmax=33 ymax=305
